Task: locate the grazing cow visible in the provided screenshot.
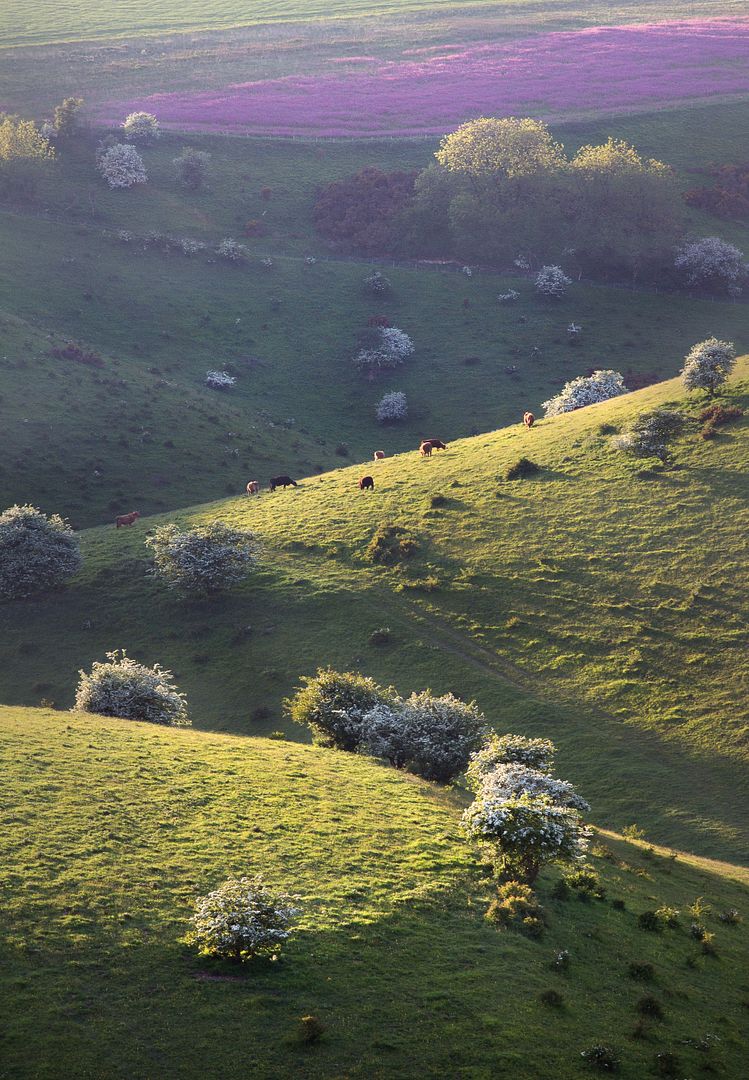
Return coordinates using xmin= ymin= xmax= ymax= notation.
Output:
xmin=373 ymin=450 xmax=386 ymax=461
xmin=420 ymin=440 xmax=433 ymax=457
xmin=359 ymin=475 xmax=375 ymax=491
xmin=269 ymin=475 xmax=297 ymax=492
xmin=246 ymin=480 xmax=260 ymax=496
xmin=523 ymin=411 xmax=535 ymax=429
xmin=115 ymin=511 xmax=140 ymax=528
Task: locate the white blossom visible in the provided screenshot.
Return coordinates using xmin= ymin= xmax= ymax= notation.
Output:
xmin=497 ymin=289 xmax=520 ymax=303
xmin=376 ymin=390 xmax=408 ymax=422
xmin=535 ymin=265 xmax=572 ymax=298
xmin=97 ymin=143 xmax=147 ymax=189
xmin=675 ymin=237 xmax=747 ymax=294
xmin=680 ymin=336 xmax=736 ymax=396
xmin=75 ymin=649 xmax=189 ymax=726
xmin=479 ymin=763 xmax=590 ymax=812
xmin=205 ymin=370 xmax=236 ymax=390
xmin=216 ymin=238 xmax=248 ymax=262
xmin=542 ymin=370 xmax=628 ymax=417
xmin=146 ymin=521 xmax=260 ymax=595
xmin=354 ymin=326 xmax=414 ymax=374
xmin=188 ymin=876 xmax=300 ymax=962
xmin=466 ymin=733 xmax=556 ymax=790
xmin=0 ymin=504 xmax=82 ymax=600
xmin=122 ymin=111 xmax=160 ymax=142
xmin=364 ymin=270 xmax=391 ymax=294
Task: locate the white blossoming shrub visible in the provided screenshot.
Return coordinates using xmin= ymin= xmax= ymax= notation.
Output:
xmin=376 ymin=390 xmax=408 ymax=423
xmin=178 ymin=237 xmax=205 ymax=256
xmin=122 ymin=111 xmax=160 ymax=142
xmin=0 ymin=504 xmax=82 ymax=600
xmin=217 ymin=238 xmax=248 ymax=262
xmin=462 ymin=792 xmax=590 ymax=884
xmin=514 ymin=255 xmax=530 ymax=270
xmin=462 ymin=265 xmax=473 ymax=277
xmin=205 ymin=370 xmax=236 ymax=390
xmin=466 ymin=733 xmax=556 ymax=791
xmin=535 ymin=265 xmax=572 ymax=298
xmin=478 ymin=763 xmax=590 ymax=812
xmin=364 ymin=270 xmax=391 ymax=294
xmin=97 ymin=143 xmax=147 ymax=189
xmin=681 ymin=337 xmax=736 ymax=397
xmin=285 ymin=668 xmax=394 ymax=751
xmin=354 ymin=326 xmax=415 ymax=374
xmin=145 ymin=522 xmax=260 ymax=595
xmin=75 ymin=649 xmax=189 ymax=726
xmin=187 ymin=876 xmax=300 ymax=963
xmin=542 ymin=370 xmax=628 ymax=417
xmin=361 ymin=691 xmax=489 ymax=782
xmin=674 ymin=237 xmax=747 ymax=294
xmin=613 ymin=409 xmax=686 ymax=466
xmin=497 ymin=289 xmax=520 ymax=302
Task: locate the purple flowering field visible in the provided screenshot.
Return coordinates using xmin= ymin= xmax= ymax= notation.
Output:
xmin=97 ymin=17 xmax=749 ymax=137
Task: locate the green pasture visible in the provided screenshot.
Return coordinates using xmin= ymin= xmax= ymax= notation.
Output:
xmin=1 ymin=706 xmax=747 ymax=1079
xmin=2 ymin=364 xmax=747 ymax=861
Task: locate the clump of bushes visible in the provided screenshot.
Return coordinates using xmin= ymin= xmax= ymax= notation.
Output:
xmin=217 ymin=238 xmax=249 ymax=262
xmin=580 ymin=1044 xmax=620 ymax=1072
xmin=297 ymin=1015 xmax=326 ymax=1044
xmin=699 ymin=401 xmax=743 ymax=438
xmin=535 ymin=265 xmax=572 ymax=298
xmin=74 ymin=649 xmax=189 ymax=726
xmin=628 ymin=961 xmax=655 ymax=982
xmin=285 ymin=668 xmax=393 ymax=751
xmin=504 ymin=457 xmax=540 ymax=480
xmin=543 ymin=370 xmax=628 ymax=417
xmin=563 ymin=863 xmax=605 ymax=899
xmin=187 ymin=876 xmax=300 ymax=963
xmin=539 ymin=989 xmax=563 ymax=1007
xmin=0 ymin=504 xmax=82 ymax=600
xmin=368 ymin=626 xmax=392 ymax=646
xmin=145 ymin=522 xmax=260 ymax=595
xmin=51 ymin=341 xmax=104 ymax=367
xmin=365 ymin=522 xmax=417 ymax=565
xmin=486 ymin=880 xmax=545 ymax=937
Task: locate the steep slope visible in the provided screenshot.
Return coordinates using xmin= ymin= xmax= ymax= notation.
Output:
xmin=1 ymin=706 xmax=747 ymax=1080
xmin=1 ymin=362 xmax=747 ymax=860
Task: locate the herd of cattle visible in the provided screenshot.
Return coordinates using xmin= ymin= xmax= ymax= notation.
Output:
xmin=114 ymin=416 xmax=535 ymax=525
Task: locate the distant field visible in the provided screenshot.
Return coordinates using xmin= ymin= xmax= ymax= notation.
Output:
xmin=0 ymin=0 xmax=741 ymax=48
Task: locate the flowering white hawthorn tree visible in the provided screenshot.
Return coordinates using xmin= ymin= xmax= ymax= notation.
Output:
xmin=542 ymin=370 xmax=628 ymax=417
xmin=205 ymin=370 xmax=236 ymax=390
xmin=217 ymin=238 xmax=248 ymax=262
xmin=680 ymin=337 xmax=736 ymax=397
xmin=75 ymin=649 xmax=189 ymax=726
xmin=97 ymin=143 xmax=147 ymax=189
xmin=360 ymin=691 xmax=489 ymax=782
xmin=364 ymin=270 xmax=391 ymax=294
xmin=122 ymin=111 xmax=160 ymax=142
xmin=674 ymin=237 xmax=747 ymax=294
xmin=613 ymin=409 xmax=686 ymax=466
xmin=145 ymin=522 xmax=260 ymax=595
xmin=466 ymin=733 xmax=556 ymax=790
xmin=0 ymin=504 xmax=82 ymax=600
xmin=478 ymin=763 xmax=590 ymax=812
xmin=462 ymin=792 xmax=590 ymax=883
xmin=376 ymin=390 xmax=408 ymax=422
xmin=354 ymin=326 xmax=414 ymax=375
xmin=188 ymin=876 xmax=300 ymax=963
xmin=497 ymin=289 xmax=520 ymax=302
xmin=535 ymin=265 xmax=572 ymax=298
xmin=285 ymin=668 xmax=394 ymax=750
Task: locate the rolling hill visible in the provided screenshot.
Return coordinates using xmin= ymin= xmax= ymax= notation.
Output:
xmin=1 ymin=360 xmax=747 ymax=862
xmin=1 ymin=704 xmax=747 ymax=1079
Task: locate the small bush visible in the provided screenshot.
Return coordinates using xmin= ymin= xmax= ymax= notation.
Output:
xmin=628 ymin=962 xmax=655 ymax=982
xmin=552 ymin=948 xmax=570 ymax=972
xmin=654 ymin=1051 xmax=681 ymax=1077
xmin=376 ymin=390 xmax=408 ymax=423
xmin=285 ymin=668 xmax=393 ymax=751
xmin=187 ymin=876 xmax=300 ymax=963
xmin=580 ymin=1044 xmax=620 ymax=1072
xmin=654 ymin=906 xmax=680 ymax=929
xmin=75 ymin=649 xmax=189 ymax=726
xmin=505 ymin=457 xmax=541 ymax=480
xmin=638 ymin=910 xmax=662 ymax=932
xmin=701 ymin=932 xmax=718 ymax=955
xmin=718 ymin=908 xmax=741 ymax=924
xmin=0 ymin=504 xmax=82 ymax=600
xmin=485 ymin=880 xmax=545 ymax=937
xmin=173 ymin=146 xmax=211 ymax=190
xmin=636 ymin=995 xmax=663 ymax=1020
xmin=551 ymin=878 xmax=571 ymax=901
xmin=689 ymin=922 xmax=707 ymax=941
xmin=122 ymin=111 xmax=160 ymax=142
xmin=539 ymin=989 xmax=563 ymax=1007
xmin=430 ymin=494 xmax=448 ymax=508
xmin=146 ymin=522 xmax=260 ymax=595
xmin=688 ymin=897 xmax=711 ymax=919
xmin=365 ymin=523 xmax=417 ymax=565
xmin=564 ymin=864 xmax=605 ymax=898
xmin=612 ymin=898 xmax=626 ymax=911
xmin=97 ymin=143 xmax=146 ymax=189
xmin=368 ymin=626 xmax=392 ymax=646
xmin=298 ymin=1015 xmax=326 ymax=1044
xmin=698 ymin=403 xmax=743 ymax=426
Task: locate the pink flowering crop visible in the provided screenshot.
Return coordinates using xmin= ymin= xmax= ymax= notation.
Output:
xmin=95 ymin=18 xmax=749 ymax=138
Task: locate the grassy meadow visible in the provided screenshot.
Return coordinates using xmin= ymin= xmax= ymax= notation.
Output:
xmin=1 ymin=705 xmax=748 ymax=1079
xmin=2 ymin=363 xmax=748 ymax=862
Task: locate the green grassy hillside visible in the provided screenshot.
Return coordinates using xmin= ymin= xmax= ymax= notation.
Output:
xmin=1 ymin=362 xmax=747 ymax=861
xmin=1 ymin=705 xmax=747 ymax=1079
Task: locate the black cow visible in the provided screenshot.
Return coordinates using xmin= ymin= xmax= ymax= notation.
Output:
xmin=359 ymin=475 xmax=375 ymax=491
xmin=269 ymin=475 xmax=297 ymax=492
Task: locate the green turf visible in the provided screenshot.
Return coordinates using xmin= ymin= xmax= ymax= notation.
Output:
xmin=1 ymin=705 xmax=747 ymax=1079
xmin=2 ymin=363 xmax=747 ymax=862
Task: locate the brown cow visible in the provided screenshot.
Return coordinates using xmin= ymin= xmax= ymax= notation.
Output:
xmin=420 ymin=441 xmax=433 ymax=457
xmin=373 ymin=450 xmax=386 ymax=461
xmin=246 ymin=480 xmax=260 ymax=496
xmin=523 ymin=412 xmax=535 ymax=429
xmin=359 ymin=475 xmax=375 ymax=491
xmin=115 ymin=511 xmax=140 ymax=528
